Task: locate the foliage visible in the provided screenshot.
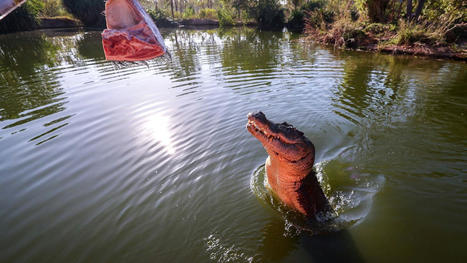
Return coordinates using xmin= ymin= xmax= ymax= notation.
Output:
xmin=40 ymin=0 xmax=70 ymax=17
xmin=0 ymin=0 xmax=44 ymax=34
xmin=200 ymin=8 xmax=218 ymax=19
xmin=182 ymin=6 xmax=195 ymax=19
xmin=364 ymin=23 xmax=396 ymax=34
xmin=147 ymin=8 xmax=178 ymax=27
xmin=324 ymin=18 xmax=368 ymax=48
xmin=394 ymin=20 xmax=431 ymax=45
xmin=302 ymin=0 xmax=326 ymax=12
xmin=61 ymin=0 xmax=105 ymax=27
xmin=251 ymin=0 xmax=285 ymax=30
xmin=218 ymin=7 xmax=234 ymax=27
xmin=229 ymin=0 xmax=249 ymax=16
xmin=287 ymin=9 xmax=305 ymax=32
xmin=148 ymin=8 xmax=169 ymax=21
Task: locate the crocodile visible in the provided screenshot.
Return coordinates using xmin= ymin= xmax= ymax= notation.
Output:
xmin=247 ymin=111 xmax=330 ymax=217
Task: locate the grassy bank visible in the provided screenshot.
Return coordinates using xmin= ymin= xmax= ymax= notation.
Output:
xmin=302 ymin=0 xmax=466 ymax=60
xmin=1 ymin=0 xmax=465 ymax=61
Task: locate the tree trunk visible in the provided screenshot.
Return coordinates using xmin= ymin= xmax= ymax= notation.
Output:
xmin=170 ymin=0 xmax=174 ymax=18
xmin=406 ymin=0 xmax=413 ymax=20
xmin=395 ymin=0 xmax=403 ymax=21
xmin=368 ymin=0 xmax=390 ymax=23
xmin=154 ymin=0 xmax=157 ymax=10
xmin=413 ymin=0 xmax=426 ymax=20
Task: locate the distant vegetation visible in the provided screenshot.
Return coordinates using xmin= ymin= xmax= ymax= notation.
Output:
xmin=302 ymin=0 xmax=465 ymax=53
xmin=61 ymin=0 xmax=105 ymax=27
xmin=41 ymin=0 xmax=71 ymax=18
xmin=0 ymin=0 xmax=43 ymax=33
xmin=1 ymin=0 xmax=465 ymax=58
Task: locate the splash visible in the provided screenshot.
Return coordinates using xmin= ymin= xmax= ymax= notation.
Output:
xmin=204 ymin=234 xmax=254 ymax=263
xmin=250 ymin=160 xmax=385 ymax=235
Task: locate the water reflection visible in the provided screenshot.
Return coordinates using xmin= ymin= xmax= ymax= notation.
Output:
xmin=141 ymin=113 xmax=176 ymax=154
xmin=255 ymin=216 xmax=363 ymax=263
xmin=257 ymin=217 xmax=299 ymax=262
xmin=77 ymin=32 xmax=106 ymax=60
xmin=0 ymin=28 xmax=466 ymax=263
xmin=0 ymin=33 xmax=61 ymax=121
xmin=220 ymin=28 xmax=282 ymax=72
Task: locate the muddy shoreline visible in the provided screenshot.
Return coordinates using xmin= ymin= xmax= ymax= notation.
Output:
xmin=17 ymin=18 xmax=467 ymax=61
xmin=304 ymin=36 xmax=465 ymax=61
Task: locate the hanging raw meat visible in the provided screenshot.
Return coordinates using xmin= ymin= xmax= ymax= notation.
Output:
xmin=102 ymin=0 xmax=168 ymax=61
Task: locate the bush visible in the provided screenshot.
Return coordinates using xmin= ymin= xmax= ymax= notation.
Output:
xmin=218 ymin=8 xmax=234 ymax=27
xmin=287 ymin=9 xmax=305 ymax=32
xmin=252 ymin=0 xmax=285 ymax=30
xmin=200 ymin=8 xmax=217 ymax=19
xmin=302 ymin=0 xmax=326 ymax=12
xmin=395 ymin=21 xmax=432 ymax=45
xmin=314 ymin=17 xmax=369 ymax=48
xmin=182 ymin=6 xmax=195 ymax=19
xmin=41 ymin=0 xmax=69 ymax=17
xmin=304 ymin=9 xmax=334 ymax=30
xmin=62 ymin=0 xmax=105 ymax=27
xmin=148 ymin=9 xmax=177 ymax=27
xmin=0 ymin=0 xmax=44 ymax=34
xmin=364 ymin=23 xmax=396 ymax=34
xmin=148 ymin=9 xmax=168 ymax=21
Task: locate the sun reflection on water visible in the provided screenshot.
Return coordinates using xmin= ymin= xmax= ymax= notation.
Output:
xmin=141 ymin=113 xmax=175 ymax=155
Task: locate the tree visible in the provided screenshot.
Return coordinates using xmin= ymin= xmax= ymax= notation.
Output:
xmin=407 ymin=0 xmax=413 ymax=20
xmin=413 ymin=0 xmax=426 ymax=20
xmin=170 ymin=0 xmax=175 ymax=18
xmin=62 ymin=0 xmax=105 ymax=27
xmin=367 ymin=0 xmax=391 ymax=22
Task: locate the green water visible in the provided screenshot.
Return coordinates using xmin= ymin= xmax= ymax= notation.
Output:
xmin=0 ymin=27 xmax=466 ymax=263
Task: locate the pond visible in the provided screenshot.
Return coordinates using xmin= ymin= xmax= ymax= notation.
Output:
xmin=0 ymin=27 xmax=466 ymax=263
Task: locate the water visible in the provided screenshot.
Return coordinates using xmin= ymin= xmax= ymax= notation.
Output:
xmin=0 ymin=27 xmax=466 ymax=263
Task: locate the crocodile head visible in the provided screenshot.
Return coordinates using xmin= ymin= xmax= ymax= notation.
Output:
xmin=247 ymin=111 xmax=315 ymax=175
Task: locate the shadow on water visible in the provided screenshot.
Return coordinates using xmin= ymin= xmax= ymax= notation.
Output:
xmin=77 ymin=32 xmax=106 ymax=60
xmin=0 ymin=32 xmax=63 ymax=123
xmin=301 ymin=230 xmax=364 ymax=263
xmin=257 ymin=216 xmax=364 ymax=263
xmin=251 ymin=165 xmax=369 ymax=263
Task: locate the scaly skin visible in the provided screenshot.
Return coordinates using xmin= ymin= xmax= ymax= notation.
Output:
xmin=247 ymin=112 xmax=330 ymax=217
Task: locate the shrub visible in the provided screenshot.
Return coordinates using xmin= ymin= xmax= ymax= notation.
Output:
xmin=364 ymin=23 xmax=396 ymax=34
xmin=302 ymin=0 xmax=326 ymax=12
xmin=148 ymin=9 xmax=169 ymax=21
xmin=314 ymin=17 xmax=369 ymax=48
xmin=41 ymin=0 xmax=69 ymax=17
xmin=200 ymin=8 xmax=217 ymax=20
xmin=0 ymin=0 xmax=44 ymax=33
xmin=62 ymin=0 xmax=105 ymax=27
xmin=182 ymin=6 xmax=195 ymax=19
xmin=304 ymin=9 xmax=334 ymax=30
xmin=287 ymin=9 xmax=305 ymax=32
xmin=251 ymin=0 xmax=285 ymax=30
xmin=218 ymin=8 xmax=234 ymax=27
xmin=148 ymin=9 xmax=177 ymax=27
xmin=395 ymin=21 xmax=432 ymax=45
xmin=218 ymin=9 xmax=234 ymax=27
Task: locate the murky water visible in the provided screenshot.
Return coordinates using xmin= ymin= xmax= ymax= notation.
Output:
xmin=0 ymin=27 xmax=466 ymax=263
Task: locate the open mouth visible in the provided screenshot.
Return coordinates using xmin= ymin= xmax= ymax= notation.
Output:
xmin=101 ymin=0 xmax=167 ymax=61
xmin=247 ymin=117 xmax=312 ymax=163
xmin=247 ymin=119 xmax=281 ymax=142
